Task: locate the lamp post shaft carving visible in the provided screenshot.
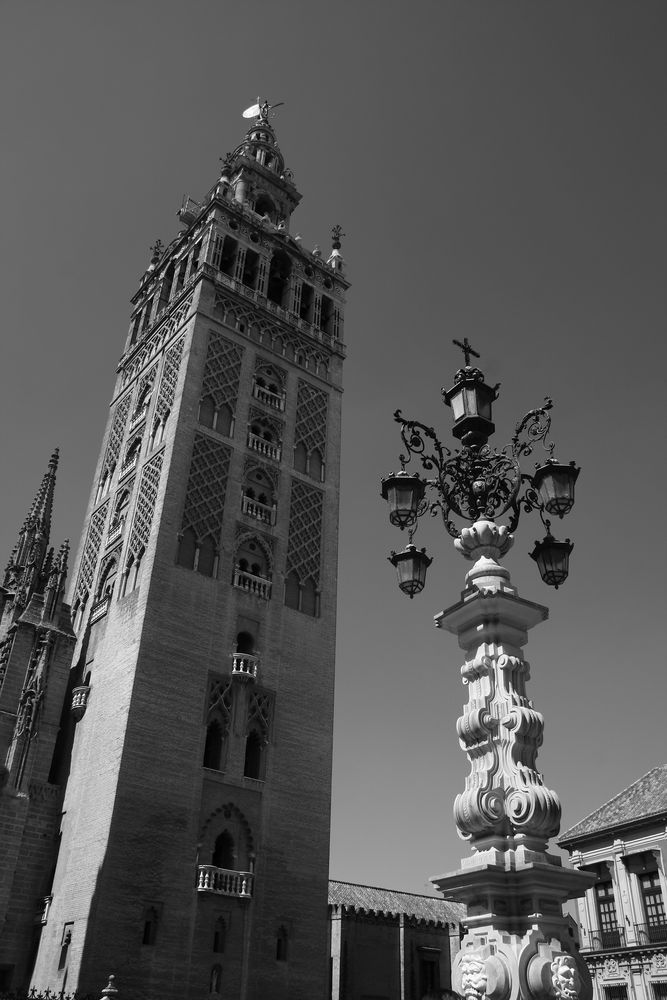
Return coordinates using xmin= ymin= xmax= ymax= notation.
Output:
xmin=381 ymin=348 xmax=593 ymax=1000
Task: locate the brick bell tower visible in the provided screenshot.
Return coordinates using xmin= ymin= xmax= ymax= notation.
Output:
xmin=31 ymin=100 xmax=348 ymax=999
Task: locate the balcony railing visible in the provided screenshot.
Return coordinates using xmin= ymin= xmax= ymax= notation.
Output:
xmin=197 ymin=865 xmax=253 ymax=898
xmin=89 ymin=595 xmax=110 ymax=625
xmin=107 ymin=519 xmax=124 ymax=545
xmin=35 ymin=895 xmax=53 ymax=926
xmin=253 ymin=382 xmax=285 ymax=411
xmin=231 ymin=652 xmax=259 ymax=681
xmin=128 ymin=407 xmax=149 ymax=434
xmin=634 ymin=922 xmax=667 ymax=945
xmin=232 ymin=568 xmax=272 ymax=600
xmin=247 ymin=432 xmax=281 ymax=461
xmin=586 ymin=928 xmax=626 ymax=951
xmin=119 ymin=453 xmax=139 ymax=477
xmin=241 ymin=494 xmax=276 ymax=525
xmin=71 ymin=685 xmax=91 ymax=721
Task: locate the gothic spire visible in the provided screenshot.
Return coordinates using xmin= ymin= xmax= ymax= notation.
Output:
xmin=3 ymin=449 xmax=60 ymax=600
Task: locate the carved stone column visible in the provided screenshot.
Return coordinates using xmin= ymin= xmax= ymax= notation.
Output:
xmin=432 ymin=520 xmax=595 ymax=1000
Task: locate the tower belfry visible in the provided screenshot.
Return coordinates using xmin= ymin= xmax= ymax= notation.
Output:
xmin=29 ymin=103 xmax=349 ymax=999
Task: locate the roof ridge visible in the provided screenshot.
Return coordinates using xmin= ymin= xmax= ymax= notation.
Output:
xmin=559 ymin=764 xmax=667 ymax=842
xmin=328 ymin=878 xmax=443 ymax=900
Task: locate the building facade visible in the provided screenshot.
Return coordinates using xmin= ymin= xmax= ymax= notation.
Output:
xmin=328 ymin=881 xmax=464 ymax=1000
xmin=2 ymin=103 xmax=349 ymax=999
xmin=559 ymin=765 xmax=667 ymax=1000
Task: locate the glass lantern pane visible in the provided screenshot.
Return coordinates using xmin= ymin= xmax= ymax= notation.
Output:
xmin=450 ymin=393 xmax=465 ymax=421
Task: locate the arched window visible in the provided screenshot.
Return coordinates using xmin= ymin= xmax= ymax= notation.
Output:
xmin=177 ymin=527 xmax=197 ymax=570
xmin=212 ymin=831 xmax=235 ymax=870
xmin=199 ymin=395 xmax=215 ymax=429
xmin=302 ymin=578 xmax=318 ymax=617
xmin=158 ymin=262 xmax=175 ymax=310
xmin=285 ymin=571 xmax=300 ymax=610
xmin=255 ymin=193 xmax=275 ymax=220
xmin=215 ymin=403 xmax=233 ymax=437
xmin=142 ymin=906 xmax=159 ymax=946
xmin=111 ymin=489 xmax=130 ymax=532
xmin=213 ymin=918 xmax=226 ymax=954
xmin=276 ymin=926 xmax=288 ymax=962
xmin=267 ymin=250 xmax=292 ymax=307
xmin=209 ymin=964 xmax=222 ymax=997
xmin=203 ymin=721 xmax=223 ymax=770
xmin=294 ymin=442 xmax=307 ymax=474
xmin=123 ymin=437 xmax=141 ymax=472
xmin=309 ymin=449 xmax=323 ymax=482
xmin=236 ymin=631 xmax=255 ymax=654
xmin=244 ymin=730 xmax=264 ymax=780
xmin=97 ymin=559 xmax=117 ymax=601
xmin=198 ymin=535 xmax=217 ymax=578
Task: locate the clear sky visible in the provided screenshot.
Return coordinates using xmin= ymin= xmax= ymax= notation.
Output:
xmin=1 ymin=1 xmax=666 ymax=896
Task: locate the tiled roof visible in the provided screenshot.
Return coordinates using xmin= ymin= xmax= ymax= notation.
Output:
xmin=558 ymin=764 xmax=667 ymax=845
xmin=328 ymin=879 xmax=464 ymax=925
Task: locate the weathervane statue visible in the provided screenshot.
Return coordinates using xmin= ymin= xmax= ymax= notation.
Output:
xmin=242 ymin=97 xmax=284 ymax=124
xmin=381 ymin=343 xmax=595 ymax=1000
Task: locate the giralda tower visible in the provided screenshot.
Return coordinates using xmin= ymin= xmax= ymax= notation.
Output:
xmin=31 ymin=101 xmax=348 ymax=1000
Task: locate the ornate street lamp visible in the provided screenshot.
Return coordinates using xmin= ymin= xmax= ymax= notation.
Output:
xmin=381 ymin=336 xmax=578 ymax=595
xmin=380 ymin=338 xmax=595 ymax=1000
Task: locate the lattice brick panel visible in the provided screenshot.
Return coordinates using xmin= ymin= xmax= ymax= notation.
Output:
xmin=209 ymin=676 xmax=234 ymax=732
xmin=202 ymin=333 xmax=244 ymax=409
xmin=128 ymin=453 xmax=164 ymax=557
xmin=286 ymin=480 xmax=323 ymax=585
xmin=181 ymin=434 xmax=232 ymax=542
xmin=76 ymin=501 xmax=110 ymax=600
xmin=103 ymin=395 xmax=132 ymax=472
xmin=295 ymin=381 xmax=328 ymax=457
xmin=156 ymin=335 xmax=185 ymax=420
xmin=247 ymin=689 xmax=273 ymax=737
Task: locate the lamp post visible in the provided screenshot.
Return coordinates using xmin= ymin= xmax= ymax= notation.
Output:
xmin=381 ymin=340 xmax=594 ymax=1000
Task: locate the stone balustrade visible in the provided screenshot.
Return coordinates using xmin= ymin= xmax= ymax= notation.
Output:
xmin=246 ymin=432 xmax=281 ymax=461
xmin=197 ymin=865 xmax=254 ymax=898
xmin=252 ymin=382 xmax=285 ymax=411
xmin=71 ymin=685 xmax=91 ymax=721
xmin=232 ymin=568 xmax=272 ymax=600
xmin=241 ymin=494 xmax=275 ymax=524
xmin=231 ymin=652 xmax=259 ymax=680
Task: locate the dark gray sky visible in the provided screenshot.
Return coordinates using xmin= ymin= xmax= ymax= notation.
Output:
xmin=2 ymin=1 xmax=666 ymax=895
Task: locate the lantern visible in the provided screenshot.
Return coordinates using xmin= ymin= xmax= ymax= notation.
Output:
xmin=442 ymin=368 xmax=498 ymax=447
xmin=380 ymin=471 xmax=426 ymax=529
xmin=529 ymin=534 xmax=573 ymax=589
xmin=532 ymin=460 xmax=580 ymax=518
xmin=388 ymin=544 xmax=432 ymax=598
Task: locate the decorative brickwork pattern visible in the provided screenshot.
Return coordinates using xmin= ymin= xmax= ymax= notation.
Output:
xmin=76 ymin=502 xmax=110 ymax=601
xmin=181 ymin=434 xmax=231 ymax=543
xmin=208 ymin=676 xmax=234 ymax=732
xmin=123 ymin=291 xmax=193 ymax=386
xmin=247 ymin=688 xmax=273 ymax=739
xmin=156 ymin=335 xmax=186 ymax=421
xmin=102 ymin=395 xmax=131 ymax=474
xmin=295 ymin=381 xmax=328 ymax=458
xmin=127 ymin=454 xmax=163 ymax=558
xmin=213 ymin=290 xmax=332 ymax=379
xmin=201 ymin=333 xmax=244 ymax=410
xmin=286 ymin=480 xmax=323 ymax=586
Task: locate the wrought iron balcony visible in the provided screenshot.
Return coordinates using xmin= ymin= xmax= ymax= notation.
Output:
xmin=71 ymin=685 xmax=91 ymax=721
xmin=247 ymin=432 xmax=281 ymax=461
xmin=231 ymin=652 xmax=259 ymax=681
xmin=232 ymin=568 xmax=272 ymax=600
xmin=252 ymin=382 xmax=285 ymax=411
xmin=197 ymin=865 xmax=253 ymax=898
xmin=634 ymin=922 xmax=667 ymax=945
xmin=241 ymin=494 xmax=276 ymax=525
xmin=586 ymin=928 xmax=626 ymax=951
